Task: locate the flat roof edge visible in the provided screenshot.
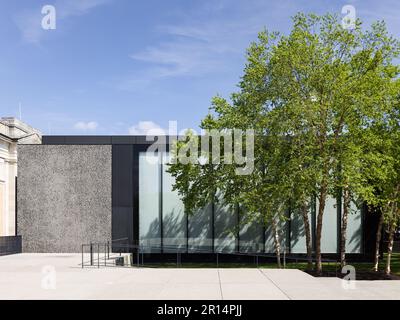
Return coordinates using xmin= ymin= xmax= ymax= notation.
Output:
xmin=42 ymin=135 xmax=179 ymax=145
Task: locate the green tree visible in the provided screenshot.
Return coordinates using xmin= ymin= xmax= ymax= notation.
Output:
xmin=169 ymin=13 xmax=399 ymax=274
xmin=264 ymin=14 xmax=399 ymax=273
xmin=357 ymin=81 xmax=400 ymax=274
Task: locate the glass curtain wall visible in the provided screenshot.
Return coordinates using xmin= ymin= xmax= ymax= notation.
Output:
xmin=139 ymin=152 xmax=187 ymax=252
xmin=290 ymin=208 xmax=313 ymax=254
xmin=345 ymin=200 xmax=362 ymax=253
xmin=139 ymin=152 xmax=363 ymax=254
xmin=139 ymin=152 xmax=161 ymax=252
xmin=239 ymin=209 xmax=264 ymax=253
xmin=188 ymin=204 xmax=213 ymax=252
xmin=214 ymin=202 xmax=237 ymax=252
xmin=162 ymin=153 xmax=187 ymax=252
xmin=319 ymin=196 xmax=338 ymax=253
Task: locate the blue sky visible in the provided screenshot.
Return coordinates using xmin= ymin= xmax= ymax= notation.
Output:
xmin=1 ymin=0 xmax=399 ymax=135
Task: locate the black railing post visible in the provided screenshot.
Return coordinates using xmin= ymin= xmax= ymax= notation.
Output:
xmin=107 ymin=241 xmax=110 ymax=259
xmin=283 ymin=248 xmax=286 ymax=269
xmin=105 ymin=243 xmax=107 ymax=266
xmin=90 ymin=242 xmax=93 ymax=266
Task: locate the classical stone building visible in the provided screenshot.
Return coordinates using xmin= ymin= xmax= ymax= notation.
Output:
xmin=0 ymin=117 xmax=41 ymax=237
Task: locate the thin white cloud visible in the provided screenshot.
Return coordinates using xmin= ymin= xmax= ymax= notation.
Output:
xmin=129 ymin=21 xmax=254 ymax=80
xmin=120 ymin=1 xmax=294 ymax=90
xmin=122 ymin=0 xmax=400 ymax=91
xmin=74 ymin=121 xmax=98 ymax=131
xmin=130 ymin=41 xmax=227 ymax=79
xmin=57 ymin=0 xmax=111 ymax=18
xmin=128 ymin=121 xmax=166 ymax=135
xmin=14 ymin=0 xmax=111 ymax=44
xmin=14 ymin=10 xmax=43 ymax=44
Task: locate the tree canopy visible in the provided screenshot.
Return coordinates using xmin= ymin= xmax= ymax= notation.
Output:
xmin=168 ymin=12 xmax=400 ymax=274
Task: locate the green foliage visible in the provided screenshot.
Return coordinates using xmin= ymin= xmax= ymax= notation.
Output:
xmin=167 ymin=12 xmax=400 ymax=269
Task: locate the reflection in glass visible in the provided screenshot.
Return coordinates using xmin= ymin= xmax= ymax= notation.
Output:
xmin=139 ymin=152 xmax=161 ymax=252
xmin=188 ymin=204 xmax=212 ymax=252
xmin=162 ymin=154 xmax=187 ymax=252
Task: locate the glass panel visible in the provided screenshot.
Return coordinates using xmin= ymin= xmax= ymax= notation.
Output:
xmin=162 ymin=154 xmax=186 ymax=252
xmin=239 ymin=211 xmax=264 ymax=253
xmin=188 ymin=204 xmax=212 ymax=252
xmin=290 ymin=208 xmax=313 ymax=254
xmin=346 ymin=200 xmax=362 ymax=253
xmin=139 ymin=152 xmax=161 ymax=252
xmin=265 ymin=218 xmax=288 ymax=253
xmin=215 ymin=202 xmax=237 ymax=253
xmin=320 ymin=196 xmax=338 ymax=253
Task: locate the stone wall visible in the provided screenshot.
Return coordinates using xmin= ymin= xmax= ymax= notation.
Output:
xmin=17 ymin=145 xmax=112 ymax=252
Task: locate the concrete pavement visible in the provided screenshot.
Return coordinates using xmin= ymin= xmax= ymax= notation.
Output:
xmin=0 ymin=254 xmax=399 ymax=300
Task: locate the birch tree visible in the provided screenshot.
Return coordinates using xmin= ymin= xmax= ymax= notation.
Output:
xmin=264 ymin=14 xmax=399 ymax=273
xmin=168 ymin=13 xmax=399 ymax=274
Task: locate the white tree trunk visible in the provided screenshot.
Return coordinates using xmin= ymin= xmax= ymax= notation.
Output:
xmin=271 ymin=218 xmax=282 ymax=268
xmin=385 ymin=186 xmax=399 ymax=275
xmin=385 ymin=221 xmax=396 ymax=275
xmin=373 ymin=213 xmax=384 ymax=272
xmin=340 ymin=185 xmax=350 ymax=268
xmin=316 ymin=184 xmax=327 ymax=275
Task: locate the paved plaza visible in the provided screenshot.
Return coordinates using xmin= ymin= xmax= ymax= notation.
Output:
xmin=0 ymin=254 xmax=399 ymax=300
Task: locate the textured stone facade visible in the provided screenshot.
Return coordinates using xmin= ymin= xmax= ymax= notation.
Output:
xmin=17 ymin=145 xmax=111 ymax=252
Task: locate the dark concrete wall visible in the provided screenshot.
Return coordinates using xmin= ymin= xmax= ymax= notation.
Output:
xmin=17 ymin=145 xmax=112 ymax=252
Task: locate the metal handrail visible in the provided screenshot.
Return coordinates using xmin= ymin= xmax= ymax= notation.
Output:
xmin=81 ymin=240 xmax=339 ymax=270
xmin=111 ymin=237 xmax=129 ymax=243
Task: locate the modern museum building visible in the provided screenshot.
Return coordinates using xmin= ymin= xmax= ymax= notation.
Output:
xmin=16 ymin=135 xmax=380 ymax=260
